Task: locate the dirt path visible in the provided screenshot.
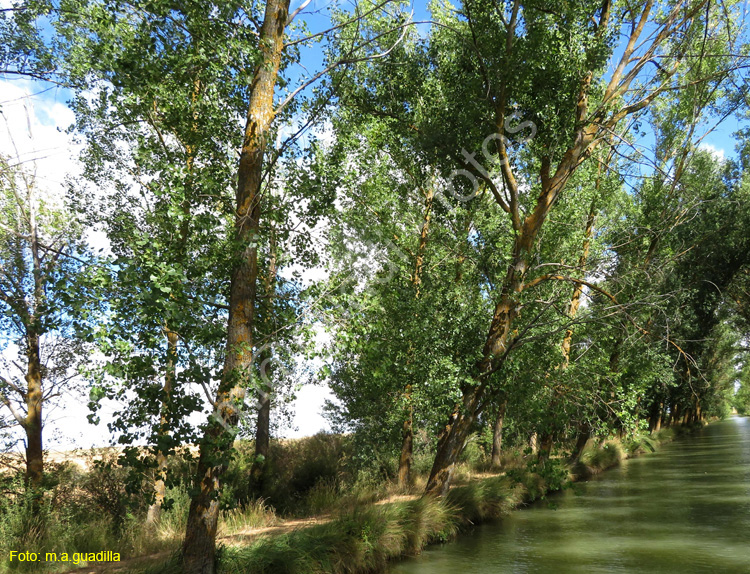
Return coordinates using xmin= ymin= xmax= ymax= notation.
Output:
xmin=67 ymin=515 xmax=333 ymax=573
xmin=218 ymin=515 xmax=330 ymax=546
xmin=63 ymin=551 xmax=172 ymax=574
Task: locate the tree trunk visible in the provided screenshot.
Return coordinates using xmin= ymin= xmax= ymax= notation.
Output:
xmin=397 ymin=387 xmax=413 ymax=489
xmin=425 ymin=386 xmax=482 ymax=496
xmin=250 ymin=335 xmax=273 ymax=495
xmin=148 ymin=71 xmax=200 ymax=524
xmin=425 ymin=165 xmax=601 ymax=494
xmin=561 ymin=196 xmax=598 ymax=366
xmin=490 ymin=400 xmax=507 ymax=468
xmin=146 ymin=455 xmax=167 ymax=524
xmin=251 ymin=387 xmax=271 ymax=491
xmin=682 ymin=409 xmax=691 ymax=426
xmin=425 ymin=166 xmax=586 ymax=495
xmin=412 ymin=187 xmax=433 ymax=299
xmin=250 ymin=227 xmax=278 ymax=494
xmin=425 ymin=229 xmax=540 ymax=494
xmin=25 ymin=331 xmax=43 ymax=489
xmin=147 ymin=329 xmax=178 ymax=524
xmin=670 ymin=403 xmax=679 ymax=427
xmin=181 ymin=1 xmax=289 ymax=572
xmin=538 ymin=433 xmax=553 ymax=462
xmin=540 ymin=195 xmax=599 ymax=465
xmin=397 ymin=188 xmax=434 ymax=489
xmin=528 ymin=432 xmax=539 ymax=455
xmin=424 ymin=415 xmax=474 ymax=496
xmin=693 ymin=397 xmax=700 ymax=424
xmin=26 ymin=187 xmax=44 ymax=490
xmin=568 ymin=423 xmax=590 ymax=463
xmin=654 ymin=403 xmax=663 ymax=433
xmin=648 ymin=401 xmax=659 ymax=433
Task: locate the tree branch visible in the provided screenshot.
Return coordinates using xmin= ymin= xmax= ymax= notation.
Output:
xmin=275 ymin=18 xmax=411 ymax=116
xmin=284 ymin=0 xmax=396 ymax=48
xmin=0 ymin=384 xmax=27 ymax=427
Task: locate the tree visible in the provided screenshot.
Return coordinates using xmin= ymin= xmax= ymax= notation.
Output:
xmin=405 ymin=0 xmax=748 ymax=495
xmin=247 ymin=160 xmax=325 ymax=496
xmin=0 ymin=154 xmax=87 ymax=488
xmin=319 ymin=0 xmax=748 ymax=494
xmin=178 ymin=2 xmax=291 ymax=568
xmin=0 ymin=0 xmax=60 ymax=83
xmin=54 ymin=0 xmax=408 ymax=566
xmin=175 ymin=1 xmax=409 ymax=571
xmin=59 ymin=0 xmax=263 ymax=524
xmin=735 ymin=362 xmax=750 ymax=415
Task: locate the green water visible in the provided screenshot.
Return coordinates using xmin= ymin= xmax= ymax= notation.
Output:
xmin=391 ymin=417 xmax=750 ymax=574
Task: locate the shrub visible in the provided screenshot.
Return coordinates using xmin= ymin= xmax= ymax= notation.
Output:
xmin=624 ymin=434 xmax=657 ymax=456
xmin=579 ymin=440 xmax=625 ymax=474
xmin=445 ymin=476 xmax=517 ymax=524
xmin=458 ymin=435 xmax=487 ymax=471
xmin=219 ymin=498 xmax=277 ymax=537
xmin=259 ymin=433 xmax=350 ymax=513
xmin=80 ymin=459 xmax=133 ymax=535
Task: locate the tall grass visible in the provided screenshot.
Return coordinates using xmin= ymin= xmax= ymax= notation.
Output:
xmin=218 ymin=498 xmax=278 ymax=537
xmin=624 ymin=433 xmax=658 ymax=456
xmin=570 ymin=422 xmax=702 ymax=480
xmin=214 ymin=468 xmax=548 ymax=574
xmin=219 ymin=498 xmax=466 ymax=574
xmin=579 ymin=440 xmax=625 ymax=473
xmin=0 ymin=472 xmax=183 ymax=573
xmin=0 ymin=474 xmax=276 ymax=573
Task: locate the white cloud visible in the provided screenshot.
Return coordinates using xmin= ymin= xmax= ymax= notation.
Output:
xmin=698 ymin=143 xmax=726 ymax=161
xmin=0 ymin=80 xmax=82 ymax=201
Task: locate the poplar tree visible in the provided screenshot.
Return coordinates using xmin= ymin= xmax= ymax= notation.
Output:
xmin=0 ymin=155 xmax=87 ymax=488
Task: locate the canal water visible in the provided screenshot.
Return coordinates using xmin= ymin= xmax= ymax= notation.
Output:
xmin=390 ymin=416 xmax=750 ymax=574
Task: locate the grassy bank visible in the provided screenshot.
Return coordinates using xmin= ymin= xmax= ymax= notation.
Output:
xmin=137 ymin=475 xmax=527 ymax=574
xmin=0 ymin=422 xmax=706 ymax=574
xmin=136 ymin=422 xmax=705 ymax=574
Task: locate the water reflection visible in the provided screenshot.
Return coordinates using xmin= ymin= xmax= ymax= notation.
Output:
xmin=390 ymin=416 xmax=750 ymax=574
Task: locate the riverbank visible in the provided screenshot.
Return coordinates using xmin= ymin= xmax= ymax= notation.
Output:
xmin=389 ymin=417 xmax=750 ymax=574
xmin=126 ymin=423 xmax=706 ymax=574
xmin=0 ymin=423 xmax=702 ymax=574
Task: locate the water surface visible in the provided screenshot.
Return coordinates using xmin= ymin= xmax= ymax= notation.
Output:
xmin=390 ymin=416 xmax=750 ymax=573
